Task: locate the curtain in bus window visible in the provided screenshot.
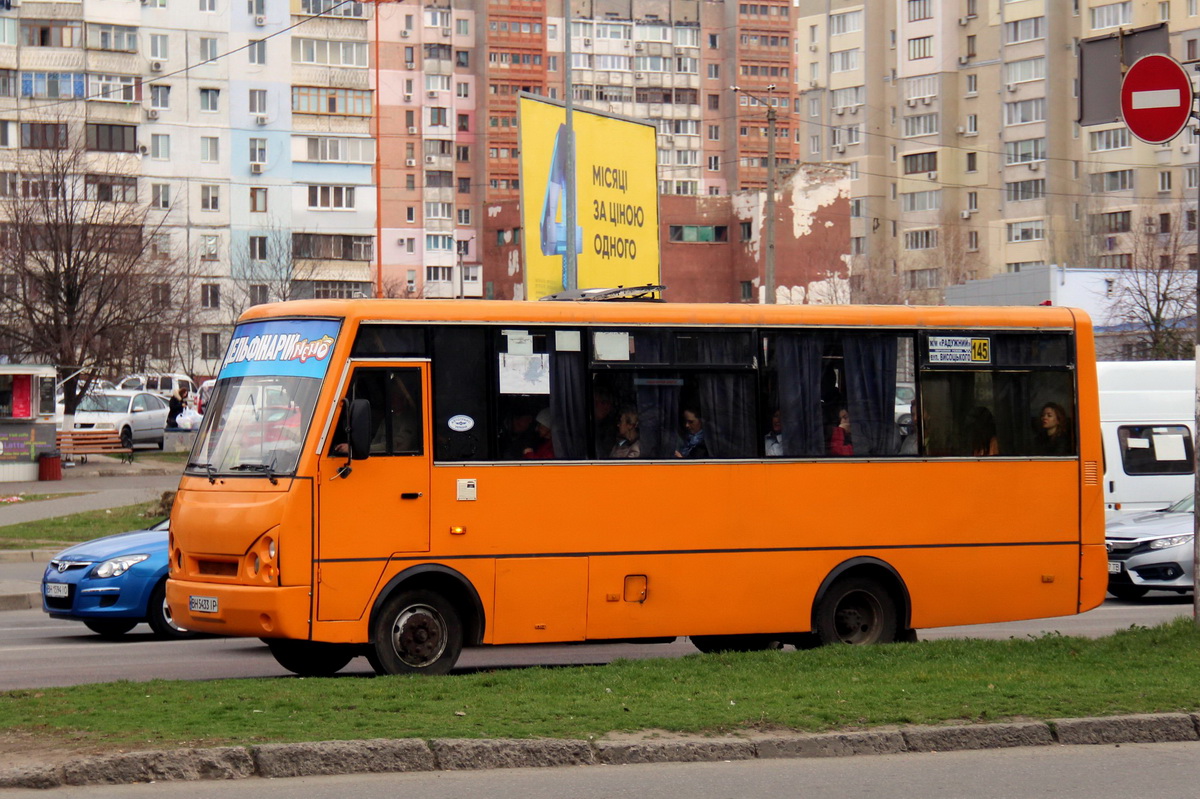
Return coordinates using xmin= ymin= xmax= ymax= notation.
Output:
xmin=549 ymin=346 xmax=586 ymax=459
xmin=694 ymin=335 xmax=754 ymax=458
xmin=843 ymin=335 xmax=898 ymax=456
xmin=992 ymin=372 xmax=1037 ymax=455
xmin=432 ymin=327 xmax=487 ymax=461
xmin=635 ymin=377 xmax=681 ymax=459
xmin=775 ymin=333 xmax=825 ymax=457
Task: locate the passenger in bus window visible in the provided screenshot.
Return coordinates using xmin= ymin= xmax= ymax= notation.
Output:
xmin=1034 ymin=402 xmax=1072 ymax=456
xmin=675 ymin=408 xmax=709 ymax=458
xmin=610 ymin=409 xmax=641 ymax=459
xmin=593 ymin=388 xmax=620 ymax=457
xmin=829 ymin=407 xmax=854 ymax=456
xmin=500 ymin=407 xmax=538 ymax=459
xmin=966 ymin=406 xmax=1000 ymax=456
xmin=899 ymin=397 xmax=925 ymax=455
xmin=522 ymin=408 xmax=555 ymax=459
xmin=764 ymin=409 xmax=784 ymax=457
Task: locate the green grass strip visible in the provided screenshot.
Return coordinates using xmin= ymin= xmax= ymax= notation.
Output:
xmin=0 ymin=502 xmax=163 ymax=548
xmin=2 ymin=618 xmax=1199 ymax=751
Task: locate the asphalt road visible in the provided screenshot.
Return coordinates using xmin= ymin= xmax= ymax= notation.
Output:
xmin=3 ymin=742 xmax=1199 ymax=799
xmin=0 ymin=594 xmax=1191 ymax=690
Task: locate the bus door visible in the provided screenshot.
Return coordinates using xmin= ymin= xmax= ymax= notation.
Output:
xmin=316 ymin=362 xmax=431 ymax=622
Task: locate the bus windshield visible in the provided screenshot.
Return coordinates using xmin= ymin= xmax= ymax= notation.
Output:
xmin=187 ymin=376 xmax=323 ymax=477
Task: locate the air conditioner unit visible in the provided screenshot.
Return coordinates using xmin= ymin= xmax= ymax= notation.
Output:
xmin=622 ymin=40 xmax=630 ymax=48
xmin=1183 ymin=144 xmax=1192 ymax=154
xmin=441 ymin=27 xmax=451 ymax=37
xmin=1007 ymin=84 xmax=1017 ymax=93
xmin=958 ymin=55 xmax=970 ymax=65
xmin=427 ymin=90 xmax=438 ymax=98
xmin=150 ymin=61 xmax=164 ymax=72
xmin=808 ymin=80 xmax=819 ymax=88
xmin=926 ymin=171 xmax=937 ymax=180
xmin=960 ymin=210 xmax=972 ymax=219
xmin=405 ymin=158 xmax=416 ymax=166
xmin=250 ymin=162 xmax=263 ymax=174
xmin=145 ymin=108 xmax=160 ymax=120
xmin=403 ymin=94 xmax=412 ymax=102
xmin=425 ymin=154 xmax=437 ymax=163
xmin=808 ymin=43 xmax=818 ymax=52
xmin=956 ymin=125 xmax=965 ymax=134
xmin=834 ymin=107 xmax=844 ymax=115
xmin=834 ymin=143 xmax=846 ymax=153
xmin=1028 ymin=162 xmax=1040 ymax=171
xmin=400 ymin=30 xmax=410 ymax=38
xmin=661 ymin=134 xmax=673 ymax=144
xmin=405 ymin=61 xmax=414 ymax=69
xmin=920 ymin=96 xmax=931 ymax=105
xmin=635 ymin=72 xmax=645 ymax=79
xmin=408 ymin=126 xmax=418 ymax=134
xmin=254 ymin=14 xmax=265 ymax=26
xmin=958 ymin=16 xmax=969 ymax=26
xmin=255 ymin=115 xmax=268 ymax=125
xmin=636 ymin=42 xmax=646 ymax=51
xmin=583 ymin=37 xmax=592 ymax=45
xmin=905 ymin=98 xmax=917 ymax=107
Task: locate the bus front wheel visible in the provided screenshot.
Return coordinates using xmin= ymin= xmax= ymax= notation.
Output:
xmin=266 ymin=639 xmax=355 ymax=677
xmin=368 ymin=589 xmax=463 ymax=676
xmin=814 ymin=577 xmax=899 ymax=645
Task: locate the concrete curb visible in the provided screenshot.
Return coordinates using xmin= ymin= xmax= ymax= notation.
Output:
xmin=0 ymin=591 xmax=38 ymax=611
xmin=3 ymin=713 xmax=1200 ymax=789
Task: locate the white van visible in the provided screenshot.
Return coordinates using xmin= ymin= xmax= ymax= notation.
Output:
xmin=1097 ymin=360 xmax=1195 ymax=512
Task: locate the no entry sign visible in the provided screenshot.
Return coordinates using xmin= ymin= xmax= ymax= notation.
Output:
xmin=1120 ymin=54 xmax=1195 ymax=145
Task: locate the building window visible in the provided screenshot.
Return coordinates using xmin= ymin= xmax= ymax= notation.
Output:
xmin=249 ymin=89 xmax=268 ymax=114
xmin=150 ymin=85 xmax=170 ymax=109
xmin=249 ymin=284 xmax=269 ymax=306
xmin=201 ymin=184 xmax=220 ymax=211
xmin=1006 ymin=179 xmax=1045 ymax=202
xmin=249 ymin=137 xmax=266 ymax=163
xmin=902 ymin=151 xmax=937 ymax=174
xmin=291 ymin=86 xmax=373 ymax=115
xmin=151 ymin=133 xmax=170 ymax=160
xmin=200 ymin=136 xmax=219 ymax=163
xmin=1159 ymin=171 xmax=1173 ymax=192
xmin=1091 ymin=2 xmax=1132 ymax=30
xmin=315 ymin=281 xmax=359 ymax=298
xmin=199 ymin=37 xmax=218 ymax=62
xmin=151 ymin=183 xmax=170 ymax=209
xmin=200 ymin=235 xmax=219 ymax=260
xmin=307 ymin=185 xmax=355 ymax=210
xmin=907 ymin=0 xmax=932 ymax=21
xmin=199 ymin=88 xmax=220 ymax=111
xmin=249 ymin=236 xmax=267 ymax=260
xmin=201 ymin=283 xmax=221 ymax=309
xmin=85 ymin=124 xmax=136 ymax=152
xmin=907 ymin=36 xmax=933 ymax=60
xmin=903 ymin=229 xmax=938 ymax=250
xmin=249 ymin=187 xmax=268 ymax=212
xmin=21 ymin=123 xmax=68 ymax=150
xmin=248 ymin=39 xmax=266 ymax=65
xmin=202 ymin=333 xmax=223 ymax=360
xmin=1007 ymin=220 xmax=1045 ymax=242
xmin=149 ymin=34 xmax=169 ymax=59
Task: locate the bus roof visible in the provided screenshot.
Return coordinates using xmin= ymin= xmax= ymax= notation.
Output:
xmin=238 ymin=299 xmax=1087 ymax=331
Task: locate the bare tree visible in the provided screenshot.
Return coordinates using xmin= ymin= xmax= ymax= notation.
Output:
xmin=849 ymin=240 xmax=904 ymax=305
xmin=0 ymin=131 xmax=182 ymax=413
xmin=225 ymin=222 xmax=316 ymax=322
xmin=1104 ymin=204 xmax=1197 ymax=360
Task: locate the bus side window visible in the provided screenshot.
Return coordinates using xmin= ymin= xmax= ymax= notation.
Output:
xmin=329 ymin=369 xmax=423 ymax=457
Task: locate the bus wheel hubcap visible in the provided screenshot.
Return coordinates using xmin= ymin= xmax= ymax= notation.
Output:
xmin=834 ymin=591 xmax=882 ymax=644
xmin=393 ymin=605 xmax=445 ymax=666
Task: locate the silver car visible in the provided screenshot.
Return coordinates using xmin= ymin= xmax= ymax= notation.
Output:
xmin=72 ymin=390 xmax=169 ymax=450
xmin=1105 ymin=494 xmax=1194 ymax=600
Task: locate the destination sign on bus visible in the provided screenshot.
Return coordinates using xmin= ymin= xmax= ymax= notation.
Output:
xmin=219 ymin=318 xmax=342 ymax=380
xmin=928 ymin=336 xmax=991 ymax=364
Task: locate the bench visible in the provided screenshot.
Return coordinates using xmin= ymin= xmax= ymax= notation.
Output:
xmin=56 ymin=430 xmax=134 ymax=464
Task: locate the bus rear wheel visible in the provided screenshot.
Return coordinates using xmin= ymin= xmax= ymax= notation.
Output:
xmin=814 ymin=577 xmax=899 ymax=645
xmin=266 ymin=639 xmax=355 ymax=677
xmin=690 ymin=634 xmax=783 ymax=654
xmin=368 ymin=589 xmax=463 ymax=676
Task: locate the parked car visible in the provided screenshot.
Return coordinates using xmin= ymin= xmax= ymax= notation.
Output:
xmin=72 ymin=390 xmax=170 ymax=449
xmin=1105 ymin=493 xmax=1194 ymax=600
xmin=41 ymin=520 xmax=194 ymax=639
xmin=117 ymin=373 xmax=196 ymax=405
xmin=895 ymin=383 xmax=916 ymax=426
xmin=196 ymin=378 xmax=216 ymax=415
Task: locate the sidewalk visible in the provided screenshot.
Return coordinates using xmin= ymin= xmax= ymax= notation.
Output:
xmin=0 ymin=454 xmax=183 ymax=610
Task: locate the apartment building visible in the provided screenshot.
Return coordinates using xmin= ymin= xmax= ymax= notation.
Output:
xmin=795 ymin=0 xmax=1200 ymax=305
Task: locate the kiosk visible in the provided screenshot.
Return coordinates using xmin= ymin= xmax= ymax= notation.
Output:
xmin=0 ymin=365 xmax=59 ymax=482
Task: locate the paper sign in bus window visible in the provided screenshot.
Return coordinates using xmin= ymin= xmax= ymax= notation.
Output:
xmin=928 ymin=336 xmax=991 ymax=364
xmin=594 ymin=331 xmax=631 ymax=361
xmin=1153 ymin=434 xmax=1187 ymax=461
xmin=502 ymin=330 xmax=533 ymax=356
xmin=499 ymin=353 xmax=549 ymax=394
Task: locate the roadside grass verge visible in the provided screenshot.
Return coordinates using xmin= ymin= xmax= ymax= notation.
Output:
xmin=2 ymin=618 xmax=1199 ymax=751
xmin=0 ymin=502 xmax=163 ymax=549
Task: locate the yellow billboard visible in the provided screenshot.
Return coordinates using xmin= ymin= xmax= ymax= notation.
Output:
xmin=518 ymin=95 xmax=660 ymax=299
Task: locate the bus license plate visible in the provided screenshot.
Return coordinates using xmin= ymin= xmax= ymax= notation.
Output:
xmin=44 ymin=583 xmax=68 ymax=599
xmin=1107 ymin=561 xmax=1122 ymax=575
xmin=189 ymin=595 xmax=218 ymax=613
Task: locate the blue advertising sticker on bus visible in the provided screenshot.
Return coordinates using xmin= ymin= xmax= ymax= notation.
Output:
xmin=218 ymin=319 xmax=342 ymax=380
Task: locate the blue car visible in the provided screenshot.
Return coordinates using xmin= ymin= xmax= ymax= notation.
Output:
xmin=41 ymin=520 xmax=194 ymax=639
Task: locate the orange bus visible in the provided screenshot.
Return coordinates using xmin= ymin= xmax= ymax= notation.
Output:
xmin=166 ymin=299 xmax=1107 ymax=676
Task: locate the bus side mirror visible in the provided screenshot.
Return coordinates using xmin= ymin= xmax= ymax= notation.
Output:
xmin=348 ymin=398 xmax=372 ymax=460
